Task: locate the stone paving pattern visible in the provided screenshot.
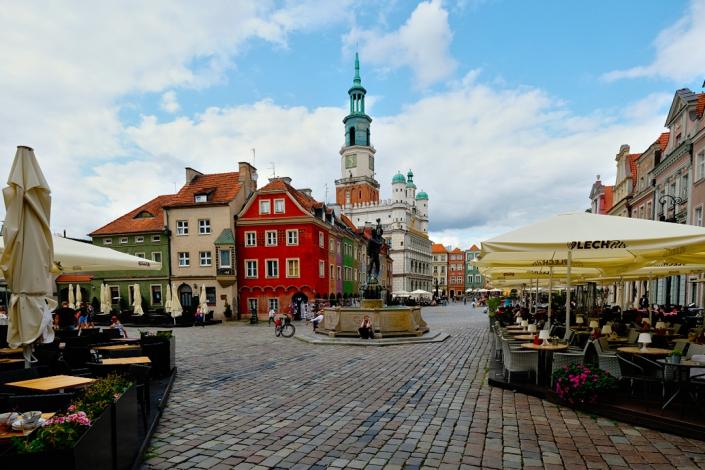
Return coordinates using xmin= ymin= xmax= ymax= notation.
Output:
xmin=143 ymin=305 xmax=705 ymax=469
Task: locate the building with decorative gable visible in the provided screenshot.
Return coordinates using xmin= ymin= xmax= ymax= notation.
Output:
xmin=608 ymin=145 xmax=640 ymax=218
xmin=332 ymin=55 xmax=433 ymax=293
xmin=448 ymin=248 xmax=465 ymax=299
xmin=465 ymin=244 xmax=483 ymax=291
xmin=431 ymin=243 xmax=448 ymax=297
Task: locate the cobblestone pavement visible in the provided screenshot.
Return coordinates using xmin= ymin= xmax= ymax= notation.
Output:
xmin=143 ymin=304 xmax=705 ymax=469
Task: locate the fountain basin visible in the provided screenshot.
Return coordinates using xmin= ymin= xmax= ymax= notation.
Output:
xmin=317 ymin=305 xmax=429 ymax=338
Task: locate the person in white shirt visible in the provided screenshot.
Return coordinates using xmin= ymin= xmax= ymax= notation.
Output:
xmin=268 ymin=308 xmax=276 ymax=326
xmin=311 ymin=313 xmax=324 ymax=331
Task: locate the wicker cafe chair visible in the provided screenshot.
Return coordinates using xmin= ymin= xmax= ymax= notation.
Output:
xmin=617 ymin=354 xmax=665 ymax=401
xmin=686 ymin=343 xmax=705 ymax=360
xmin=500 ymin=337 xmax=537 ymax=382
xmin=551 ymin=349 xmax=588 ymax=387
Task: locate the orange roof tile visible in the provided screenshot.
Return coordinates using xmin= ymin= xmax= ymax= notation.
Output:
xmin=450 ymin=247 xmax=464 ymax=254
xmin=469 ymin=244 xmax=480 ymax=251
xmin=340 ymin=213 xmax=357 ymax=231
xmin=657 ymin=132 xmax=670 ymax=151
xmin=259 ymin=178 xmax=323 ymax=213
xmin=90 ymin=194 xmax=172 ymax=236
xmin=697 ymin=93 xmax=705 ymax=119
xmin=627 ymin=153 xmax=640 ymax=181
xmin=56 ymin=274 xmax=92 ymax=283
xmin=166 ymin=172 xmax=242 ymax=208
xmin=432 ymin=243 xmax=447 ymax=254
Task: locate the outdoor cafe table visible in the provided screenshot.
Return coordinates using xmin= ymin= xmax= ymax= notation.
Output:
xmin=617 ymin=346 xmax=673 ymax=356
xmin=521 ymin=343 xmax=569 ymax=387
xmin=505 ymin=329 xmax=531 ymax=335
xmin=109 ymin=338 xmax=141 ymax=344
xmin=100 ymin=356 xmax=151 ymax=365
xmin=656 ymin=359 xmax=705 ymax=413
xmin=95 ymin=344 xmax=141 ymax=352
xmin=6 ymin=375 xmax=95 ymax=393
xmin=513 ymin=335 xmax=536 ymax=341
xmin=0 ymin=348 xmax=22 ymax=357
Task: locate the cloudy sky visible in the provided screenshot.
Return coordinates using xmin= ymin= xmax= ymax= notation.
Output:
xmin=1 ymin=0 xmax=704 ymax=248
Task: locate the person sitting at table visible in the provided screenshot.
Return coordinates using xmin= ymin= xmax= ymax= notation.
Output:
xmin=110 ymin=316 xmax=127 ymax=338
xmin=54 ymin=301 xmax=77 ymax=330
xmin=358 ymin=315 xmax=374 ymax=339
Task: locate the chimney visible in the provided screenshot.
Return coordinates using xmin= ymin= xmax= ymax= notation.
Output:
xmin=298 ymin=188 xmax=313 ymax=198
xmin=238 ymin=161 xmax=258 ymax=195
xmin=268 ymin=176 xmax=292 ymax=185
xmin=185 ymin=167 xmax=203 ymax=183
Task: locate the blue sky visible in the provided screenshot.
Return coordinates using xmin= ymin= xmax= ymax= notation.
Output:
xmin=1 ymin=0 xmax=704 ymax=247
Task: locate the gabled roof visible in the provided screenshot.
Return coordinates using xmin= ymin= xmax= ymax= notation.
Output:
xmin=432 ymin=243 xmax=447 ymax=254
xmin=90 ymin=194 xmax=172 ymax=236
xmin=469 ymin=244 xmax=480 ymax=251
xmin=258 ymin=178 xmax=323 ymax=213
xmin=339 ymin=213 xmax=357 ymax=231
xmin=657 ymin=132 xmax=670 ymax=151
xmin=627 ymin=154 xmax=640 ymax=181
xmin=214 ymin=229 xmax=235 ymax=245
xmin=450 ymin=247 xmax=464 ymax=254
xmin=697 ymin=93 xmax=705 ymax=119
xmin=166 ymin=172 xmax=242 ymax=208
xmin=665 ymin=88 xmax=700 ymax=126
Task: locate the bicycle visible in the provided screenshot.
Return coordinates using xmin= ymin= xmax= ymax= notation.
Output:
xmin=274 ymin=318 xmax=296 ymax=337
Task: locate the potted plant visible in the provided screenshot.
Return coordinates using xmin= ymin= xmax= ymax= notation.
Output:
xmin=141 ymin=330 xmax=175 ymax=376
xmin=667 ymin=350 xmax=683 ymax=364
xmin=552 ymin=363 xmax=617 ymax=406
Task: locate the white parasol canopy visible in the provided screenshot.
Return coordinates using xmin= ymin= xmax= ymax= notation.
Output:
xmin=132 ymin=284 xmax=144 ymax=315
xmin=410 ymin=289 xmax=432 ymax=297
xmin=392 ymin=290 xmax=411 ymax=297
xmin=0 ymin=146 xmax=55 ymax=362
xmin=0 ymin=235 xmax=162 ymax=273
xmin=170 ymin=282 xmax=183 ymax=319
xmin=68 ymin=282 xmax=75 ymax=309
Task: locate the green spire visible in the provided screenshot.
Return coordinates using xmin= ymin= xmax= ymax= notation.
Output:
xmin=353 ymin=52 xmax=361 ymax=85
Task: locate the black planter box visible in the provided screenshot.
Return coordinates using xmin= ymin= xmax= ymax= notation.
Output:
xmin=113 ymin=385 xmax=140 ymax=470
xmin=3 ymin=405 xmax=113 ymax=469
xmin=141 ymin=336 xmax=175 ymax=377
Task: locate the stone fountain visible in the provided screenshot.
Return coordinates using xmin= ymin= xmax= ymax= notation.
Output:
xmin=316 ymin=219 xmax=429 ymax=338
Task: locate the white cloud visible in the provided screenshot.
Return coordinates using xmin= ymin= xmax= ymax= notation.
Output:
xmin=160 ymin=91 xmax=181 ymax=113
xmin=603 ymin=0 xmax=705 ymax=82
xmin=344 ymin=0 xmax=456 ymax=88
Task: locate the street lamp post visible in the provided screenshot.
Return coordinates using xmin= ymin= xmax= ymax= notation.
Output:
xmin=659 ymin=194 xmax=684 ymax=223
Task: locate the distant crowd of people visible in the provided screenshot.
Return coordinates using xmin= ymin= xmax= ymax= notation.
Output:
xmin=51 ymin=301 xmax=127 ymax=338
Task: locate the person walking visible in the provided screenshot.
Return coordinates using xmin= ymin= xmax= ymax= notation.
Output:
xmin=268 ymin=307 xmax=276 ymax=326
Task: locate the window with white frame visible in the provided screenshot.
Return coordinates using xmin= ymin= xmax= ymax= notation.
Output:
xmin=219 ymin=249 xmax=231 ymax=267
xmin=135 ymin=252 xmax=145 ymax=258
xmin=265 ymin=230 xmax=278 ymax=246
xmin=286 ymin=229 xmax=299 ymax=246
xmin=681 ymin=174 xmax=689 ymax=199
xmin=120 ymin=237 xmax=128 ymax=244
xmin=336 ymin=241 xmax=341 ymax=254
xmin=248 ymin=298 xmax=258 ymax=314
xmin=268 ymin=298 xmax=279 ymax=312
xmin=194 ymin=194 xmax=207 ymax=203
xmin=475 ymin=275 xmax=481 ymax=283
xmin=287 ymin=259 xmax=300 ymax=278
xmin=152 ymin=235 xmax=161 ymax=242
xmin=103 ymin=238 xmax=112 ymax=245
xmin=245 ymin=231 xmax=257 ymax=246
xmin=109 ymin=286 xmax=119 ymax=304
xmin=698 ymin=152 xmax=705 ymax=181
xmin=319 ymin=232 xmax=324 ymax=248
xmin=337 ymin=265 xmax=341 ymax=280
xmin=274 ymin=198 xmax=285 ymax=213
xmin=245 ymin=260 xmax=258 ymax=278
xmin=151 ymin=252 xmax=162 ymax=263
xmin=199 ymin=251 xmax=212 ymax=266
xmin=151 ymin=285 xmax=162 ymax=305
xmin=198 ymin=219 xmax=211 ymax=234
xmin=176 ymin=220 xmax=188 ymax=235
xmin=135 ymin=236 xmax=144 ymax=243
xmin=266 ymin=259 xmax=279 ymax=278
xmin=178 ymin=252 xmax=189 ymax=267
xmin=319 ymin=260 xmax=325 ymax=277
xmin=259 ymin=199 xmax=271 ymax=214
xmin=329 ymin=239 xmax=334 ymax=252
xmin=696 ymin=207 xmax=703 ymax=227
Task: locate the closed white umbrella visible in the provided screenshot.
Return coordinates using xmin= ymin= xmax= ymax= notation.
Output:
xmin=75 ymin=283 xmax=82 ymax=308
xmin=0 ymin=146 xmax=55 ymax=366
xmin=132 ymin=284 xmax=144 ymax=315
xmin=170 ymin=282 xmax=182 ymax=321
xmin=199 ymin=284 xmax=208 ymax=314
xmin=68 ymin=283 xmax=75 ymax=309
xmin=164 ymin=284 xmax=172 ymax=314
xmin=101 ymin=284 xmax=111 ymax=314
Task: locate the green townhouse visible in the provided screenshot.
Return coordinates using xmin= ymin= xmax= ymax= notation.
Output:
xmin=465 ymin=244 xmax=484 ymax=292
xmin=84 ymin=195 xmax=173 ymax=314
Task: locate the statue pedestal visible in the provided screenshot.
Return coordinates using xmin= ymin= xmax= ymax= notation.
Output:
xmin=317 ymin=306 xmax=429 ymax=338
xmin=361 ymin=299 xmax=383 ymax=309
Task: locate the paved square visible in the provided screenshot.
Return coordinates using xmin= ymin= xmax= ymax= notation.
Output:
xmin=143 ymin=305 xmax=705 ymax=469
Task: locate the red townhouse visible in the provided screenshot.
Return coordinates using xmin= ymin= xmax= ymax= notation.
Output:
xmin=236 ymin=177 xmax=333 ymax=319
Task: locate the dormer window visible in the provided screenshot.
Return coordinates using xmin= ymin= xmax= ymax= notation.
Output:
xmin=195 ymin=194 xmax=208 ymax=203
